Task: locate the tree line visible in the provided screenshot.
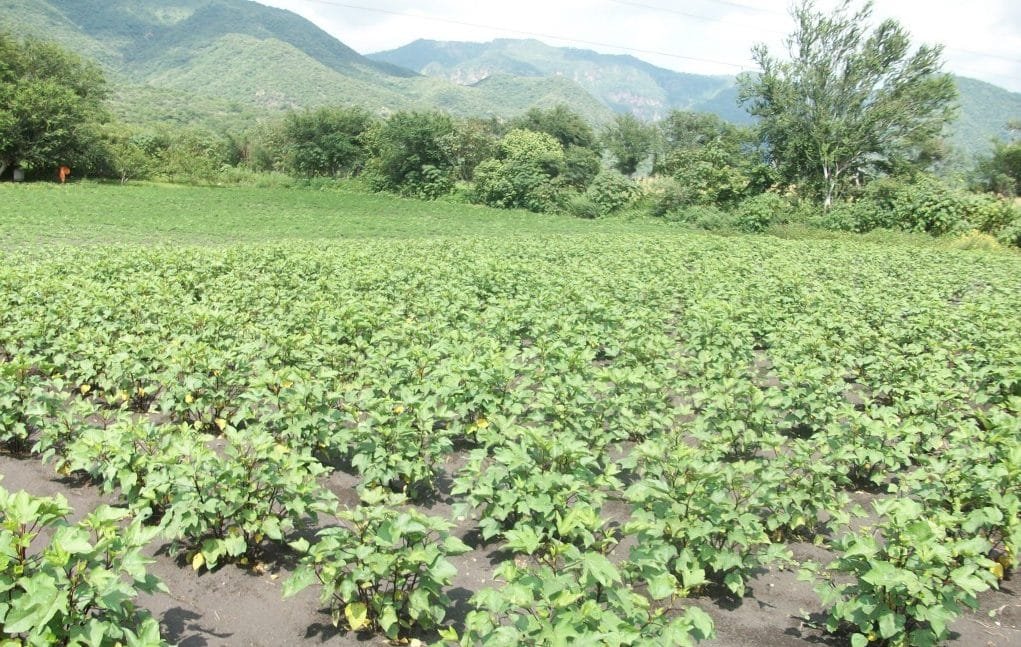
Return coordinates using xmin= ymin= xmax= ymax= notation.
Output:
xmin=2 ymin=1 xmax=1019 ymax=247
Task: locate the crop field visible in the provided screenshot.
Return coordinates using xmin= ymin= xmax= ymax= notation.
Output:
xmin=1 ymin=184 xmax=1020 ymax=646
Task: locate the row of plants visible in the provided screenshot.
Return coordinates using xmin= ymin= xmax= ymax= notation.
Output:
xmin=2 ymin=234 xmax=1019 ymax=644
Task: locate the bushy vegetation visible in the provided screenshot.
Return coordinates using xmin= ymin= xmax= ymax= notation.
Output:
xmin=4 ymin=7 xmax=1021 ymax=249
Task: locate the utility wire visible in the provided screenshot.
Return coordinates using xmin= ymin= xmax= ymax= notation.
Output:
xmin=275 ymin=0 xmax=755 ymax=69
xmin=603 ymin=0 xmax=786 ymax=34
xmin=605 ymin=0 xmax=1021 ymax=64
xmin=266 ymin=0 xmax=1021 ymax=70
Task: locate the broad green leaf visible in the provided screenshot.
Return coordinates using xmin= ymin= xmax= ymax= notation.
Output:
xmin=344 ymin=602 xmax=369 ymax=631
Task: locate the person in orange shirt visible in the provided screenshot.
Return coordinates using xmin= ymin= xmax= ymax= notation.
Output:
xmin=58 ymin=165 xmax=71 ymax=183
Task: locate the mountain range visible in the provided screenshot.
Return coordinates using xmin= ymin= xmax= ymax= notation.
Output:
xmin=370 ymin=38 xmax=747 ymax=123
xmin=2 ymin=0 xmax=1018 ymax=157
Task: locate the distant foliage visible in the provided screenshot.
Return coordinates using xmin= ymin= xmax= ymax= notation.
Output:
xmin=438 ymin=118 xmax=499 ymax=182
xmin=584 ymin=170 xmax=640 ymax=215
xmin=734 ymin=193 xmax=788 ymax=233
xmin=602 ymin=114 xmax=656 ymax=177
xmin=835 ymin=175 xmax=1021 ymax=241
xmin=471 ymin=129 xmax=566 ymax=212
xmin=281 ymin=107 xmax=373 ymax=178
xmin=561 ymin=145 xmax=602 ymax=190
xmin=973 ymin=138 xmax=1021 ymax=197
xmin=364 ymin=111 xmax=457 ymax=198
xmin=0 ymin=31 xmax=108 ymax=179
xmin=662 ymin=142 xmax=751 ymax=208
xmin=511 ymin=104 xmax=598 ymax=151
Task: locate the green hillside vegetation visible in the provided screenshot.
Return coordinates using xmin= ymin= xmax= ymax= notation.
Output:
xmin=952 ymin=76 xmax=1021 ymax=156
xmin=371 ymin=38 xmax=739 ymax=122
xmin=146 ymin=34 xmax=410 ymax=112
xmin=1 ymin=0 xmax=1016 ymax=159
xmin=2 ymin=0 xmax=1019 ymax=251
xmin=0 ymin=0 xmax=614 ymax=125
xmin=371 ymin=39 xmax=1020 ymax=157
xmin=461 ymin=75 xmax=613 ymax=125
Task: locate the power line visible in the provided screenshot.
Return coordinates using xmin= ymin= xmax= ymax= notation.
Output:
xmin=603 ymin=0 xmax=1021 ymax=65
xmin=704 ymin=0 xmax=784 ymax=14
xmin=604 ymin=0 xmax=785 ymax=33
xmin=275 ymin=0 xmax=755 ymax=70
xmin=263 ymin=0 xmax=1021 ymax=72
xmin=944 ymin=47 xmax=1021 ymax=65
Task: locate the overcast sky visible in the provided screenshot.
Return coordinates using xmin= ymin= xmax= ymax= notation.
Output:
xmin=251 ymin=0 xmax=1021 ymax=92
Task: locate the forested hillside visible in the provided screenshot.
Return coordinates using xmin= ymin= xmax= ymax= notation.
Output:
xmin=0 ymin=0 xmax=613 ymax=125
xmin=2 ymin=0 xmax=1017 ymax=156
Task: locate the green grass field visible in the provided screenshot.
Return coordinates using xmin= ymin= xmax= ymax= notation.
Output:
xmin=1 ymin=181 xmax=1019 ymax=646
xmin=0 ymin=181 xmax=673 ymax=247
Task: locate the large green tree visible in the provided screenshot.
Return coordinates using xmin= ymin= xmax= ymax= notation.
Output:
xmin=365 ymin=111 xmax=457 ymax=198
xmin=511 ymin=105 xmax=598 ymax=151
xmin=974 ymin=134 xmax=1021 ymax=197
xmin=0 ymin=32 xmax=108 ymax=179
xmin=281 ymin=106 xmax=373 ymax=178
xmin=602 ymin=114 xmax=656 ymax=177
xmin=738 ymin=1 xmax=957 ymax=206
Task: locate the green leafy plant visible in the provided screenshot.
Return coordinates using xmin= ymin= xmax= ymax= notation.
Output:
xmin=152 ymin=428 xmax=336 ymax=570
xmin=0 ymin=485 xmax=167 ymax=646
xmin=454 ymin=538 xmax=715 ymax=646
xmin=803 ymin=498 xmax=999 ymax=647
xmin=624 ymin=441 xmax=791 ymax=598
xmin=284 ymin=489 xmax=469 ymax=641
xmin=452 ymin=425 xmax=622 ymax=544
xmin=0 ymin=360 xmax=62 ymax=454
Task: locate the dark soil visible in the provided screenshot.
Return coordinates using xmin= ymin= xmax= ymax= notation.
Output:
xmin=2 ymin=453 xmax=1018 ymax=646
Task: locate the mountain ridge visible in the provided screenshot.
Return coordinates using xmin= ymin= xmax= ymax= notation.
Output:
xmin=371 ymin=37 xmax=1021 ymax=155
xmin=1 ymin=0 xmax=1017 ymax=158
xmin=0 ymin=0 xmax=614 ymax=125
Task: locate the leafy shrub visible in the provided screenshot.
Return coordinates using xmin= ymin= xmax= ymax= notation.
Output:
xmin=472 ymin=159 xmax=564 ymax=213
xmin=804 ymin=498 xmax=998 ymax=647
xmin=562 ymin=144 xmax=602 ymax=190
xmin=564 ymin=193 xmax=603 ymax=219
xmin=733 ymin=192 xmax=788 ymax=233
xmin=965 ymin=193 xmax=1020 ymax=233
xmin=471 ymin=131 xmax=569 ymax=213
xmin=996 ymin=217 xmax=1021 ymax=248
xmin=665 ymin=142 xmax=751 ymax=208
xmin=457 ymin=540 xmax=715 ymax=646
xmin=667 ymin=204 xmax=738 ymax=230
xmin=152 ymin=428 xmax=336 ymax=570
xmin=282 ymin=106 xmax=373 ymax=178
xmin=839 ymin=176 xmax=1019 ymax=238
xmin=364 ymin=111 xmax=457 ymax=198
xmin=943 ymin=230 xmax=1004 ymax=251
xmin=810 ymin=201 xmax=858 ymax=231
xmin=973 ymin=139 xmax=1021 ymax=197
xmin=285 ymin=489 xmax=469 ymax=641
xmin=0 ymin=486 xmax=167 ymax=645
xmin=585 ymin=170 xmax=640 ymax=215
xmin=893 ymin=180 xmax=975 ymax=236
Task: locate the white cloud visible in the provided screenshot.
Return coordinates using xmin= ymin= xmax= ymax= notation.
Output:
xmin=253 ymin=0 xmax=1021 ymax=91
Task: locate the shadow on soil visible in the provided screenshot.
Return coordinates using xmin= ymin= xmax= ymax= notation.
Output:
xmin=161 ymin=607 xmax=233 ymax=646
